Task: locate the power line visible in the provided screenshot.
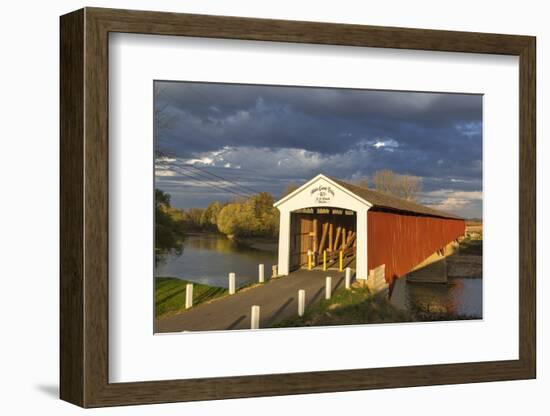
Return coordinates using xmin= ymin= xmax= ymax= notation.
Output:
xmin=167 ymin=164 xmax=251 ymax=200
xmin=172 ymin=168 xmax=249 ymax=200
xmin=157 ymin=162 xmax=227 ymax=195
xmin=158 ymin=157 xmax=261 ymax=197
xmin=175 ymin=165 xmax=255 ymax=197
xmin=188 ymin=165 xmax=262 ymax=195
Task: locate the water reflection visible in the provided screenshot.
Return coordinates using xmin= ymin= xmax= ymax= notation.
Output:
xmin=391 ymin=276 xmax=482 ymax=318
xmin=155 ymin=233 xmax=278 ymax=288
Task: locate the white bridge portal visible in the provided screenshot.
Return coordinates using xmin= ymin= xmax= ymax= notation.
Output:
xmin=274 ymin=174 xmax=372 ymax=280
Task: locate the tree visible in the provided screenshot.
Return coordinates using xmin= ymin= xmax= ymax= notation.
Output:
xmin=398 ymin=174 xmax=422 ymax=201
xmin=354 ymin=177 xmax=369 ymax=190
xmin=155 ymin=189 xmax=186 ymax=259
xmin=155 ymin=188 xmax=171 ymax=206
xmin=217 ymin=203 xmax=250 ymax=238
xmin=183 ymin=208 xmax=205 ymax=231
xmin=372 ymin=169 xmax=422 ymax=201
xmin=154 ymin=84 xmax=177 ymax=158
xmin=373 ymin=169 xmax=396 ymax=194
xmin=216 ymin=192 xmax=279 ymax=239
xmin=200 ymin=201 xmax=223 ymax=230
xmin=246 ymin=192 xmax=279 ymax=237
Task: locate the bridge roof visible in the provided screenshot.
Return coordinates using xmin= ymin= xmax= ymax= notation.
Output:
xmin=274 ymin=174 xmax=463 ymax=220
xmin=329 ymin=177 xmax=463 ymax=220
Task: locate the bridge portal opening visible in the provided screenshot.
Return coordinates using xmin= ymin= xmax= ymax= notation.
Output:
xmin=289 ymin=207 xmax=357 ymax=272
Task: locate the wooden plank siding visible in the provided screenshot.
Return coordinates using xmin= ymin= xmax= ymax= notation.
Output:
xmin=290 ymin=211 xmax=357 ymax=270
xmin=367 ymin=210 xmax=466 ymax=283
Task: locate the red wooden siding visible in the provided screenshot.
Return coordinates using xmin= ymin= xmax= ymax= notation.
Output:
xmin=367 ymin=210 xmax=465 ymax=283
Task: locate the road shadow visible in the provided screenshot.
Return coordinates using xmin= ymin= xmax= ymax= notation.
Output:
xmin=308 ymin=287 xmax=324 ymax=307
xmin=268 ymin=296 xmax=294 ymax=325
xmin=333 ymin=276 xmax=345 ymax=291
xmin=226 ymin=315 xmax=246 ymax=330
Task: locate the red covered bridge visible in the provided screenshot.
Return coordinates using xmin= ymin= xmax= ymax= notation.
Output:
xmin=274 ymin=174 xmax=465 ymax=289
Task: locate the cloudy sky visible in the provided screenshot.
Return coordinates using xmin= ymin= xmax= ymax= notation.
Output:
xmin=154 ymin=81 xmax=482 ymax=218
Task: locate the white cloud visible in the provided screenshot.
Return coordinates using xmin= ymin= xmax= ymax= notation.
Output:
xmin=155 ymin=169 xmax=177 ymax=177
xmin=422 ymin=189 xmax=482 ymax=217
xmin=172 ymin=141 xmax=375 ymax=182
xmin=456 ymin=121 xmax=482 ymax=137
xmin=369 ymin=137 xmax=399 ymax=151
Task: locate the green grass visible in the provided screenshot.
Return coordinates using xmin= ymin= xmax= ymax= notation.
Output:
xmin=155 ymin=277 xmax=227 ymax=318
xmin=273 ymin=283 xmax=479 ymax=328
xmin=273 ymin=285 xmax=410 ymax=328
xmin=155 ymin=276 xmax=273 ymax=318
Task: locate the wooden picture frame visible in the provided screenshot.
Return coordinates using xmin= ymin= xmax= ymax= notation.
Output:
xmin=60 ymin=7 xmax=536 ymax=408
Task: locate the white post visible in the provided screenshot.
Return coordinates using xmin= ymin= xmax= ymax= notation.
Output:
xmin=325 ymin=276 xmax=332 ymax=300
xmin=356 ymin=207 xmax=369 ymax=280
xmin=298 ymin=290 xmax=305 ymax=317
xmin=345 ymin=267 xmax=352 ymax=289
xmin=258 ymin=264 xmax=265 ymax=283
xmin=277 ymin=208 xmax=291 ymax=276
xmin=185 ymin=283 xmax=193 ymax=309
xmin=229 ymin=272 xmax=236 ymax=295
xmin=272 ymin=265 xmax=278 ymax=278
xmin=251 ymin=305 xmax=260 ymax=329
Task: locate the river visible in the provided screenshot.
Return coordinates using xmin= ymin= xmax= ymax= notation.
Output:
xmin=390 ymin=276 xmax=482 ymax=318
xmin=156 ymin=233 xmax=482 ymax=319
xmin=155 ymin=233 xmax=278 ymax=288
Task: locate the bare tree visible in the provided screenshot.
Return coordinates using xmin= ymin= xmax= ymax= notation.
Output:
xmin=398 ymin=174 xmax=422 ymax=201
xmin=373 ymin=169 xmax=396 ymax=194
xmin=372 ymin=169 xmax=422 ymax=201
xmin=154 ymin=83 xmax=177 ymax=158
xmin=353 ymin=177 xmax=370 ymax=190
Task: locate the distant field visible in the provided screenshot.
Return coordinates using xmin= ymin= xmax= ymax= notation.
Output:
xmin=465 ymin=221 xmax=482 ymax=232
xmin=465 ymin=222 xmax=482 ymax=236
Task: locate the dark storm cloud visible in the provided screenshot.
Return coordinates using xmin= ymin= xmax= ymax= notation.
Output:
xmin=154 ymin=81 xmax=482 ymax=217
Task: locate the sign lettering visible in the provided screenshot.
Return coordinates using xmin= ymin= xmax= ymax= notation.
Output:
xmin=310 ymin=184 xmax=335 ymax=204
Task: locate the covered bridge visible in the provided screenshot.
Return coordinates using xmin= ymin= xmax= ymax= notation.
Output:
xmin=273 ymin=174 xmax=465 ymax=286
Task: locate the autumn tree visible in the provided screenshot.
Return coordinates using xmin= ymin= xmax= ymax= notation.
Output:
xmin=216 ymin=203 xmax=246 ymax=238
xmin=200 ymin=201 xmax=223 ymax=230
xmin=247 ymin=192 xmax=279 ymax=237
xmin=217 ymin=192 xmax=279 ymax=239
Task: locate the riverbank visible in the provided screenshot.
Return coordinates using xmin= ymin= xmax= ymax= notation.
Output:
xmin=155 ymin=233 xmax=278 ymax=290
xmin=274 ymin=284 xmax=407 ymax=327
xmin=155 ymin=277 xmax=227 ymax=318
xmin=185 ymin=231 xmax=278 ymax=249
xmin=274 ymin=282 xmax=479 ymax=329
xmin=156 ymin=276 xmax=278 ymax=318
xmin=447 ymin=231 xmax=482 ymax=278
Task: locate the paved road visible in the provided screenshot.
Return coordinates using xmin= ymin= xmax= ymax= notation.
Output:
xmin=156 ymin=268 xmax=354 ymax=333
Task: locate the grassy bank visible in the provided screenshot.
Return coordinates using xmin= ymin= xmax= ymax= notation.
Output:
xmin=274 ymin=283 xmax=479 ymax=328
xmin=155 ymin=276 xmax=274 ymax=318
xmin=274 ymin=285 xmax=410 ymax=328
xmin=155 ymin=277 xmax=227 ymax=318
